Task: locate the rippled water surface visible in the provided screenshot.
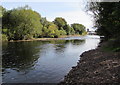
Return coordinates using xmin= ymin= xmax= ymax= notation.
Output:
xmin=2 ymin=35 xmax=100 ymax=83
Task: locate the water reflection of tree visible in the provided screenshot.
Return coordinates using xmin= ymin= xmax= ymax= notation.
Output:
xmin=2 ymin=39 xmax=85 ymax=74
xmin=53 ymin=40 xmax=66 ymax=52
xmin=52 ymin=39 xmax=85 ymax=51
xmin=2 ymin=41 xmax=42 ymax=73
xmin=70 ymin=39 xmax=85 ymax=45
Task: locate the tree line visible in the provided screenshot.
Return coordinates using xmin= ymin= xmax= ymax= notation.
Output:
xmin=0 ymin=5 xmax=87 ymax=41
xmin=87 ymin=2 xmax=120 ymax=39
xmin=87 ymin=2 xmax=120 ymax=51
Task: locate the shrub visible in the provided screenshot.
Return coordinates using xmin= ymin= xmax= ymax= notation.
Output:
xmin=2 ymin=34 xmax=8 ymax=41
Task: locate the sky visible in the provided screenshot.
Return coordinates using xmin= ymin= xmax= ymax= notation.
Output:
xmin=1 ymin=0 xmax=95 ymax=31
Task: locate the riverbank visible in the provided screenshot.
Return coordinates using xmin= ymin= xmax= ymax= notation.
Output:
xmin=59 ymin=42 xmax=120 ymax=84
xmin=8 ymin=35 xmax=82 ymax=42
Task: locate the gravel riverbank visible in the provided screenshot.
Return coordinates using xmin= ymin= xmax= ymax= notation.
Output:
xmin=59 ymin=43 xmax=120 ymax=84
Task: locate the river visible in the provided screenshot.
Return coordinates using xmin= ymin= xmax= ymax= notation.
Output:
xmin=2 ymin=35 xmax=100 ymax=83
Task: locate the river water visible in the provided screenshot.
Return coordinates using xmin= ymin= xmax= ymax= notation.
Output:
xmin=2 ymin=35 xmax=100 ymax=83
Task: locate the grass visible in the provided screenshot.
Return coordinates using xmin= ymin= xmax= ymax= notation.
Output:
xmin=101 ymin=39 xmax=120 ymax=52
xmin=102 ymin=46 xmax=120 ymax=52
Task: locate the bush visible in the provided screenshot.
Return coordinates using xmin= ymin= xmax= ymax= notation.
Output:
xmin=2 ymin=34 xmax=8 ymax=41
xmin=23 ymin=34 xmax=33 ymax=40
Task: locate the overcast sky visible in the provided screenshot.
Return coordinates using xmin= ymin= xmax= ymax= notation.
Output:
xmin=1 ymin=0 xmax=95 ymax=31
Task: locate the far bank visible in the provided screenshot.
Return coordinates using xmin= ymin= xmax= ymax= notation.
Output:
xmin=3 ymin=34 xmax=85 ymax=42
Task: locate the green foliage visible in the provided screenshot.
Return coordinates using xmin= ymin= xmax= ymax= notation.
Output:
xmin=71 ymin=23 xmax=86 ymax=35
xmin=23 ymin=34 xmax=33 ymax=40
xmin=63 ymin=25 xmax=72 ymax=35
xmin=2 ymin=28 xmax=8 ymax=34
xmin=0 ymin=6 xmax=6 ymax=28
xmin=40 ymin=17 xmax=50 ymax=28
xmin=47 ymin=23 xmax=60 ymax=38
xmin=53 ymin=18 xmax=85 ymax=35
xmin=0 ymin=5 xmax=6 ymax=17
xmin=2 ymin=6 xmax=42 ymax=40
xmin=54 ymin=17 xmax=67 ymax=28
xmin=87 ymin=2 xmax=120 ymax=51
xmin=87 ymin=2 xmax=120 ymax=39
xmin=59 ymin=30 xmax=67 ymax=35
xmin=1 ymin=5 xmax=86 ymax=41
xmin=2 ymin=34 xmax=8 ymax=42
xmin=70 ymin=27 xmax=75 ymax=35
xmin=102 ymin=39 xmax=120 ymax=52
xmin=41 ymin=22 xmax=60 ymax=38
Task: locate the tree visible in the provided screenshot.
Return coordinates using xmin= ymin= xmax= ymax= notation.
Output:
xmin=40 ymin=17 xmax=50 ymax=28
xmin=0 ymin=6 xmax=6 ymax=33
xmin=47 ymin=23 xmax=60 ymax=38
xmin=54 ymin=18 xmax=76 ymax=35
xmin=2 ymin=5 xmax=87 ymax=41
xmin=87 ymin=2 xmax=120 ymax=39
xmin=2 ymin=6 xmax=43 ymax=40
xmin=70 ymin=27 xmax=75 ymax=35
xmin=71 ymin=23 xmax=86 ymax=35
xmin=59 ymin=30 xmax=67 ymax=35
xmin=87 ymin=2 xmax=120 ymax=51
xmin=63 ymin=25 xmax=71 ymax=35
xmin=0 ymin=6 xmax=6 ymax=17
xmin=54 ymin=17 xmax=67 ymax=28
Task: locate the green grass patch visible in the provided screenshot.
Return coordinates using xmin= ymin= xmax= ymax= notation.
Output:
xmin=101 ymin=39 xmax=120 ymax=52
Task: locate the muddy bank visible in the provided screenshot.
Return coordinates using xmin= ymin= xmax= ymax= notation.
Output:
xmin=59 ymin=43 xmax=120 ymax=84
